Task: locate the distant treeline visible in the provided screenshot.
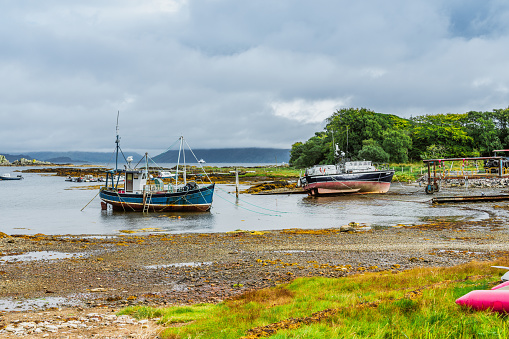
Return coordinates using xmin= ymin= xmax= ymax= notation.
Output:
xmin=290 ymin=107 xmax=509 ymax=168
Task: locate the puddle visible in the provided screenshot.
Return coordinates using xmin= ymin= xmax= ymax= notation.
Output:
xmin=0 ymin=296 xmax=83 ymax=311
xmin=64 ymin=235 xmax=118 ymax=240
xmin=419 ymin=216 xmax=464 ymax=223
xmin=145 ymin=262 xmax=213 ymax=269
xmin=273 ymin=250 xmax=312 ymax=253
xmin=437 ymin=249 xmax=485 ymax=255
xmin=0 ymin=251 xmax=87 ymax=263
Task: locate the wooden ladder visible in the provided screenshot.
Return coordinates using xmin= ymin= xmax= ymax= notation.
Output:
xmin=143 ymin=191 xmax=152 ymax=213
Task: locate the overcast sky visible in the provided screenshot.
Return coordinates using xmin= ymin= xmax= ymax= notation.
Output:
xmin=1 ymin=0 xmax=509 ymax=154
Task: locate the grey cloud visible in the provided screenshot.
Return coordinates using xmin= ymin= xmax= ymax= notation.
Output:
xmin=1 ymin=0 xmax=509 ymax=153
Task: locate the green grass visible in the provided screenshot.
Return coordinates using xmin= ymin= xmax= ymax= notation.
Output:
xmin=120 ymin=259 xmax=509 ymax=338
xmin=118 ymin=303 xmax=215 ymax=325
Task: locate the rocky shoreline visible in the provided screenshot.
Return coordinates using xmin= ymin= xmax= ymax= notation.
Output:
xmin=1 ymin=219 xmax=508 ymax=337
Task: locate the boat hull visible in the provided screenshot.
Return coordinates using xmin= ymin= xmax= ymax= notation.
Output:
xmin=99 ymin=183 xmax=215 ymax=212
xmin=456 ymin=290 xmax=509 ymax=313
xmin=302 ymin=171 xmax=394 ymax=196
xmin=0 ymin=176 xmax=23 ymax=181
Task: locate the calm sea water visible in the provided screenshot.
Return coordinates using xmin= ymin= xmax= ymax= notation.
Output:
xmin=0 ymin=166 xmax=501 ymax=235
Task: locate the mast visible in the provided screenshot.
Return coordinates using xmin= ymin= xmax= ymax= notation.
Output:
xmin=115 ymin=111 xmax=120 ymax=173
xmin=182 ymin=136 xmax=187 ymax=185
xmin=176 ymin=136 xmax=182 ymax=186
xmin=145 ymin=152 xmax=149 ymax=177
xmin=346 ymin=125 xmax=349 ymax=160
xmin=112 ymin=111 xmax=121 ymax=190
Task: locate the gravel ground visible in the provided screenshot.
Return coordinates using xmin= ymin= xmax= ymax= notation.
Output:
xmin=1 ymin=217 xmax=508 ymax=338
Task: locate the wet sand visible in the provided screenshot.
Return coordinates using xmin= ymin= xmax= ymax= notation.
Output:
xmin=1 ymin=218 xmax=508 ymax=337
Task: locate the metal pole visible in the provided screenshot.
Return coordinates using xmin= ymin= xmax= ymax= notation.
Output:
xmin=183 ymin=137 xmax=187 ymax=185
xmin=235 ymin=167 xmax=239 ymax=198
xmin=176 ymin=136 xmax=182 ymax=186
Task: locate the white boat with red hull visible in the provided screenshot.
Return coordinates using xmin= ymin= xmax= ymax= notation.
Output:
xmin=299 ymin=161 xmax=394 ymax=196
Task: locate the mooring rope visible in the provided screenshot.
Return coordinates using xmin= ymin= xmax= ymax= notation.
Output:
xmin=214 ymin=190 xmax=283 ymax=216
xmin=215 ymin=185 xmax=290 ymax=214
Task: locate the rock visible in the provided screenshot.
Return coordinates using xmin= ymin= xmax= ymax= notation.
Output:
xmin=0 ymin=155 xmax=10 ymax=165
xmin=340 ymin=225 xmax=354 ymax=232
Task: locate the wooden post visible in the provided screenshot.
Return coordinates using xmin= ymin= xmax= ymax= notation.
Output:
xmin=235 ymin=167 xmax=239 ymax=198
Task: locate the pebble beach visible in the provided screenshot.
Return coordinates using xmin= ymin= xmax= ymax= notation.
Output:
xmin=1 ymin=216 xmax=508 ymax=337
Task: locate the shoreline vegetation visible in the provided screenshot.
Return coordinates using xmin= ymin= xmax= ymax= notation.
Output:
xmin=289 ymin=107 xmax=509 ymax=169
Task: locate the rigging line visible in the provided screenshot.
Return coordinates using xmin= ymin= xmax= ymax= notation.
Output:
xmin=133 ymin=154 xmax=146 ymax=169
xmin=183 ymin=138 xmax=213 ymax=184
xmin=157 ymin=138 xmax=182 ymax=158
xmin=214 ymin=191 xmax=282 ymax=216
xmin=147 ymin=155 xmax=165 ymax=171
xmin=181 ymin=189 xmax=211 ymax=212
xmin=215 ymin=189 xmax=330 ymax=217
xmin=115 ymin=190 xmax=135 ymax=212
xmin=214 ymin=185 xmax=290 ymax=214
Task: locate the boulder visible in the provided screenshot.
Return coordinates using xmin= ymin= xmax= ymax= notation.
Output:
xmin=0 ymin=155 xmax=10 ymax=165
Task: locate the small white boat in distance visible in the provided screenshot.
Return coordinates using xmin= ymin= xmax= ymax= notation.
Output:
xmin=0 ymin=173 xmax=23 ymax=181
xmin=198 ymin=159 xmax=206 ymax=164
xmin=158 ymin=171 xmax=175 ymax=178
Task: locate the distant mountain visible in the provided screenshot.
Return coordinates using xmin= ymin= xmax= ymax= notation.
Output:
xmin=1 ymin=149 xmax=289 ymax=165
xmin=153 ymin=148 xmax=290 ymax=164
xmin=45 ymin=156 xmax=85 ymax=164
xmin=26 ymin=151 xmax=144 ymax=164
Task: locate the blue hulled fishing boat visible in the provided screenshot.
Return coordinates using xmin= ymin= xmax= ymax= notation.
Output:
xmin=99 ymin=116 xmax=214 ymax=212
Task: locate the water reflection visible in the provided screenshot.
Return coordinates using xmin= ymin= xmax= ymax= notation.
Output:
xmin=99 ymin=209 xmax=215 ymax=233
xmin=0 ymin=251 xmax=86 ymax=263
xmin=0 ymin=296 xmax=81 ymax=311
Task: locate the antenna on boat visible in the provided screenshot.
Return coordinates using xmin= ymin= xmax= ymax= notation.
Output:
xmin=345 ymin=125 xmax=349 ymax=161
xmin=115 ymin=111 xmax=120 ymax=173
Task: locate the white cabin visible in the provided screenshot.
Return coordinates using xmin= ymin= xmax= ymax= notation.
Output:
xmin=305 ymin=161 xmax=376 ymax=176
xmin=125 ymin=170 xmax=148 ymax=193
xmin=344 ymin=161 xmax=376 ymax=173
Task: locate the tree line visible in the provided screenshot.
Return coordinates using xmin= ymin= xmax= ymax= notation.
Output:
xmin=289 ymin=107 xmax=509 ymax=168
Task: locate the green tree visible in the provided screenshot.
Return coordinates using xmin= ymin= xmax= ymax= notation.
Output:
xmin=491 ymin=107 xmax=509 ymax=148
xmin=325 ymin=108 xmax=411 ymax=159
xmin=420 ymin=144 xmax=449 ymax=159
xmin=462 ymin=111 xmax=502 ymax=155
xmin=382 ymin=129 xmax=412 ymax=163
xmin=289 ymin=132 xmax=331 ymax=168
xmin=411 ymin=113 xmax=474 ymax=159
xmin=358 ymin=139 xmax=390 ymax=163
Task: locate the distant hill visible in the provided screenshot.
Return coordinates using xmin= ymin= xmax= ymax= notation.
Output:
xmin=153 ymin=148 xmax=290 ymax=164
xmin=45 ymin=156 xmax=85 ymax=164
xmin=26 ymin=151 xmax=144 ymax=164
xmin=1 ymin=149 xmax=289 ymax=165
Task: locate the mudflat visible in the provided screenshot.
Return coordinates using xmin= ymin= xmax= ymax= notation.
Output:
xmin=0 ymin=219 xmax=507 ymax=337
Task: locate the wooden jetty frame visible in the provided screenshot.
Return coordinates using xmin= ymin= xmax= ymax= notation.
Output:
xmin=422 ymin=152 xmax=509 ymax=194
xmin=432 ymin=194 xmax=509 ymax=204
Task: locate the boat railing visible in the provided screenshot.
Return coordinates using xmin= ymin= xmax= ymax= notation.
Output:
xmin=144 ymin=184 xmax=168 ymax=193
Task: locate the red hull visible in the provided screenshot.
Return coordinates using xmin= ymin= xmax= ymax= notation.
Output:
xmin=304 ymin=181 xmax=391 ymax=196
